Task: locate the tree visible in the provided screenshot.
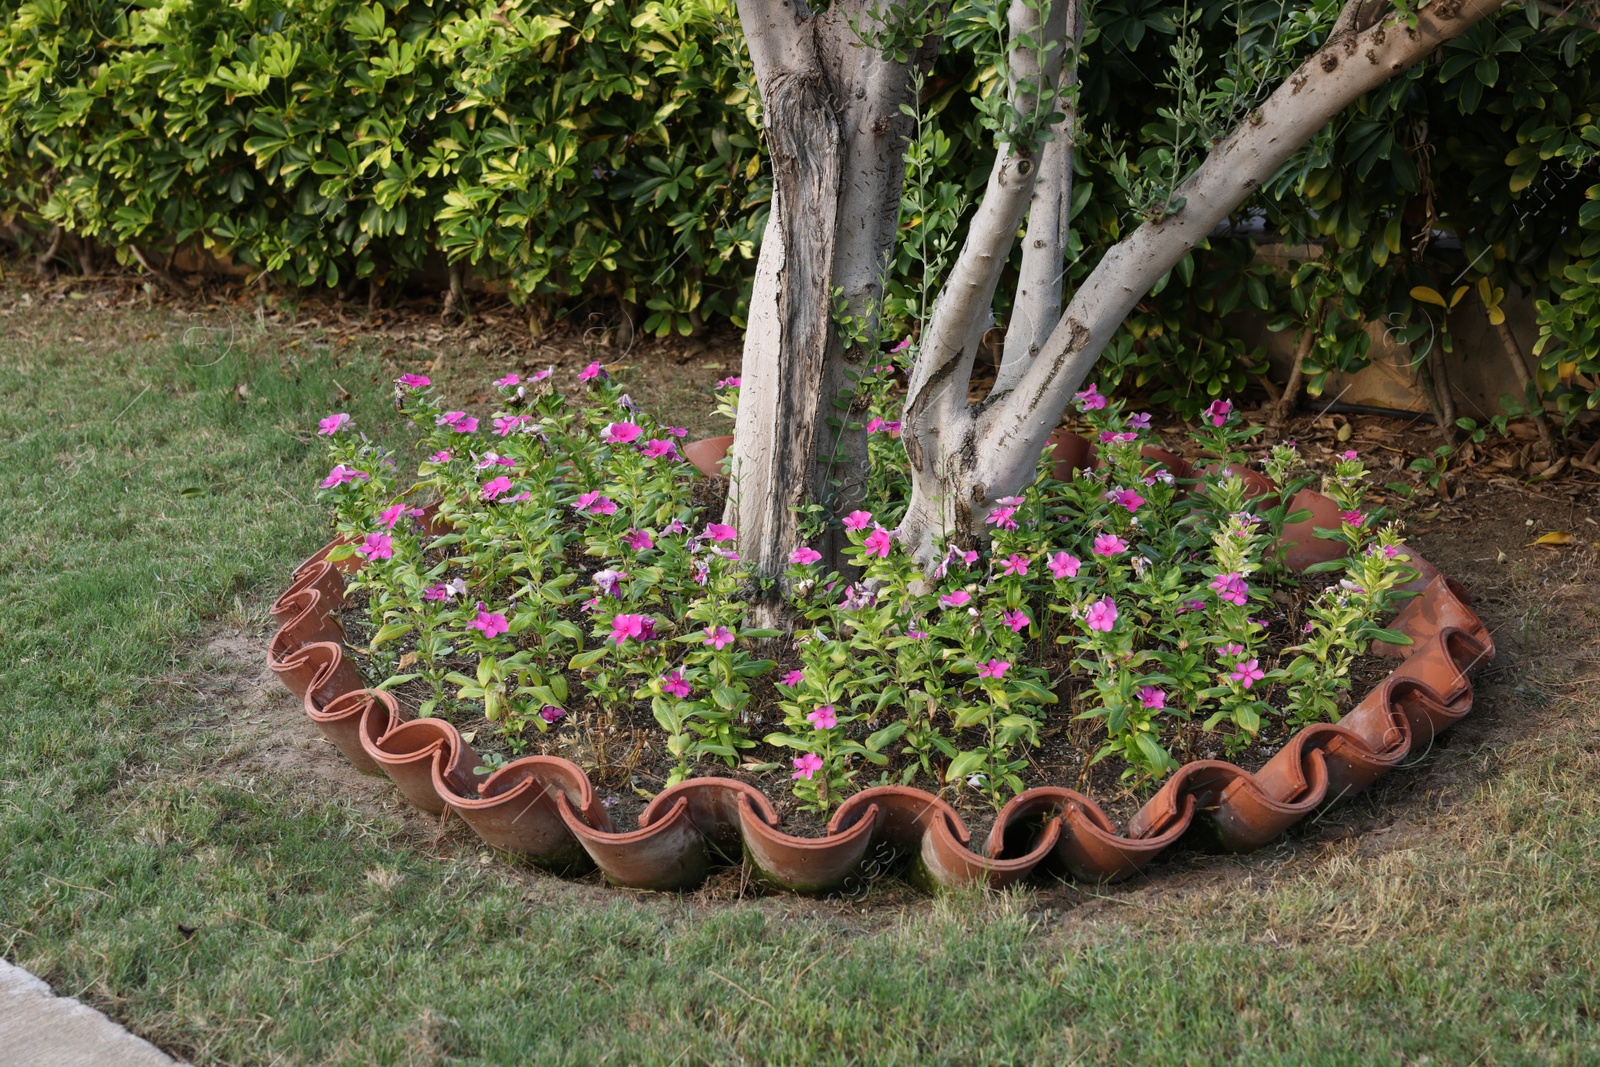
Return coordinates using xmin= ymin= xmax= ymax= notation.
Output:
xmin=725 ymin=0 xmax=1509 ymax=603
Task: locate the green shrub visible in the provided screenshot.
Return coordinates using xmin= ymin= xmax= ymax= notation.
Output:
xmin=0 ymin=0 xmax=767 ymax=329
xmin=3 ymin=0 xmax=1599 ymax=418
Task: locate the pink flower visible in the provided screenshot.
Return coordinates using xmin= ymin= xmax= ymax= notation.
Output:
xmin=641 ymin=439 xmax=679 ymax=459
xmin=665 ymin=426 xmax=688 ymax=437
xmin=471 ymin=602 xmax=509 ymax=638
xmin=1084 ymin=597 xmax=1118 ymax=632
xmin=660 ymin=671 xmax=691 ymax=699
xmin=1129 ymin=412 xmax=1152 ymax=430
xmin=531 ymin=367 xmax=553 ymax=382
xmin=574 ymin=491 xmax=617 ymax=516
xmin=1177 ymin=598 xmax=1207 ymax=613
xmin=940 ymin=590 xmax=971 ymax=608
xmin=1221 ymin=642 xmax=1245 ymax=659
xmin=1210 ymin=572 xmax=1250 ymax=606
xmin=493 ymin=414 xmax=531 ymax=437
xmin=790 ymin=546 xmax=822 ymax=566
xmin=1383 ymin=544 xmax=1401 ymax=559
xmin=422 ymin=584 xmax=450 ymax=601
xmin=842 ymin=511 xmax=873 ymax=531
xmin=781 ymin=670 xmax=805 ymax=687
xmin=1340 ymin=510 xmax=1365 ymax=527
xmin=1229 ymin=658 xmax=1266 ymax=688
xmin=592 ymin=569 xmax=627 ymax=598
xmin=1303 ymin=621 xmax=1315 ymax=634
xmin=792 ymin=753 xmax=824 ymax=781
xmin=476 ymin=453 xmax=515 ymax=468
xmin=807 ymin=705 xmax=838 ymax=730
xmin=985 ymin=505 xmax=1018 ymax=530
xmin=318 ymin=412 xmax=351 ymax=435
xmin=602 ymin=421 xmax=642 ymax=444
xmin=396 ymin=373 xmax=430 ymax=389
xmin=716 ymin=376 xmax=742 ymax=389
xmin=1092 ymin=534 xmax=1127 ymax=556
xmin=1099 ymin=431 xmax=1138 ymax=444
xmin=1341 ymin=450 xmax=1359 ymax=461
xmin=609 ymin=614 xmax=654 ymax=645
xmin=703 ymin=625 xmax=736 ymax=650
xmin=356 ymin=533 xmax=393 ymax=561
xmin=494 ymin=372 xmax=520 ymax=387
xmin=1204 ymin=399 xmax=1233 ymax=427
xmin=1137 ymin=686 xmax=1166 ymax=710
xmin=481 ymin=475 xmax=513 ymax=500
xmin=703 ymin=523 xmax=738 ymax=543
xmin=377 ymin=503 xmax=406 ymax=528
xmin=1001 ymin=609 xmax=1030 ymax=633
xmin=1109 ymin=488 xmax=1144 ymax=513
xmin=579 ymin=361 xmax=607 ymax=382
xmin=438 ymin=411 xmax=478 ymax=433
xmin=892 ymin=337 xmax=912 ymax=353
xmin=866 ymin=417 xmax=902 ymax=434
xmin=976 ymin=659 xmax=1010 ymax=680
xmin=998 ymin=553 xmax=1029 ymax=577
xmin=428 ymin=450 xmax=452 ymax=463
xmin=863 ymin=528 xmax=892 ymax=558
xmin=1048 ymin=552 xmax=1081 ymax=579
xmin=539 ymin=705 xmax=566 ymax=724
xmin=624 ymin=529 xmax=654 ymax=552
xmin=320 ymin=464 xmax=368 ymax=488
xmin=907 ymin=629 xmax=929 ymax=640
xmin=1075 ymin=383 xmax=1108 ymax=411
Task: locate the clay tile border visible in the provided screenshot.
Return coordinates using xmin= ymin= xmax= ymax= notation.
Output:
xmin=266 ymin=436 xmax=1494 ymax=893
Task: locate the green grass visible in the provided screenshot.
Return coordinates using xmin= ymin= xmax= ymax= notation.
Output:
xmin=1 ymin=321 xmax=1597 ymax=1065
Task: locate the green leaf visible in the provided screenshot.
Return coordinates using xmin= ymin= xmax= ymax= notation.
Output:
xmin=369 ymin=621 xmax=414 ymax=647
xmin=568 ymin=647 xmax=609 ymax=671
xmin=945 ymin=751 xmax=986 ymax=781
xmin=866 ymin=721 xmax=908 ymax=750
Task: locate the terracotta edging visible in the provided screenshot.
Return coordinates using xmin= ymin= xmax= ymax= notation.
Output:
xmin=266 ymin=440 xmax=1494 ymax=893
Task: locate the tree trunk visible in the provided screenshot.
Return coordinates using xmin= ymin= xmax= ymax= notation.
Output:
xmin=725 ymin=0 xmax=931 ymax=615
xmin=996 ymin=0 xmax=1081 ymax=396
xmin=896 ymin=0 xmax=1508 ymax=566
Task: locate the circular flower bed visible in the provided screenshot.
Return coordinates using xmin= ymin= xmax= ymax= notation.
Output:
xmin=266 ymin=362 xmax=1493 ymax=892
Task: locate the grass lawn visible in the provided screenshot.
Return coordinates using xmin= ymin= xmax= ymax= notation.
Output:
xmin=1 ymin=292 xmax=1597 ymax=1065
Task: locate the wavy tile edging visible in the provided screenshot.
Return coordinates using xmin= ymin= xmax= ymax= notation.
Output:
xmin=265 ymin=496 xmax=1493 ymax=894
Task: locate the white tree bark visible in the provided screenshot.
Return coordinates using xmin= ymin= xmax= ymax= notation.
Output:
xmin=894 ymin=0 xmax=1508 ymax=564
xmin=997 ymin=0 xmax=1082 ymax=395
xmin=899 ymin=0 xmax=1080 ymax=553
xmin=726 ymin=0 xmax=936 ymax=610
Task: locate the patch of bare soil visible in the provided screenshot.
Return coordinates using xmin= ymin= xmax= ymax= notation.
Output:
xmin=188 ymin=628 xmax=411 ymax=822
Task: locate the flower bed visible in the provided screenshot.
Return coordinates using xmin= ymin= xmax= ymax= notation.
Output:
xmin=265 ymin=365 xmax=1494 ymax=891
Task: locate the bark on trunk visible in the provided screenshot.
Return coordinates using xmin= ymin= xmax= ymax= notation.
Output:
xmin=899 ymin=0 xmax=1071 ymax=563
xmin=725 ymin=0 xmax=933 ymax=616
xmin=996 ymin=0 xmax=1081 ymax=396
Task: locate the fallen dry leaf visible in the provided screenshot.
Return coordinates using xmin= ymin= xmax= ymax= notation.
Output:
xmin=1529 ymin=531 xmax=1574 ymax=547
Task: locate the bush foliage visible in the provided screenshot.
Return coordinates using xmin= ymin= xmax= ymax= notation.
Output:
xmin=2 ymin=0 xmax=1599 ymax=416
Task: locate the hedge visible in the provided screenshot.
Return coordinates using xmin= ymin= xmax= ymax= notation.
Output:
xmin=2 ymin=0 xmax=1598 ymax=418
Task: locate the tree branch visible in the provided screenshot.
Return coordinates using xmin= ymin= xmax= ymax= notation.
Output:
xmin=903 ymin=0 xmax=1069 ymax=467
xmin=997 ymin=0 xmax=1082 ymax=394
xmin=977 ymin=0 xmax=1509 ymax=496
